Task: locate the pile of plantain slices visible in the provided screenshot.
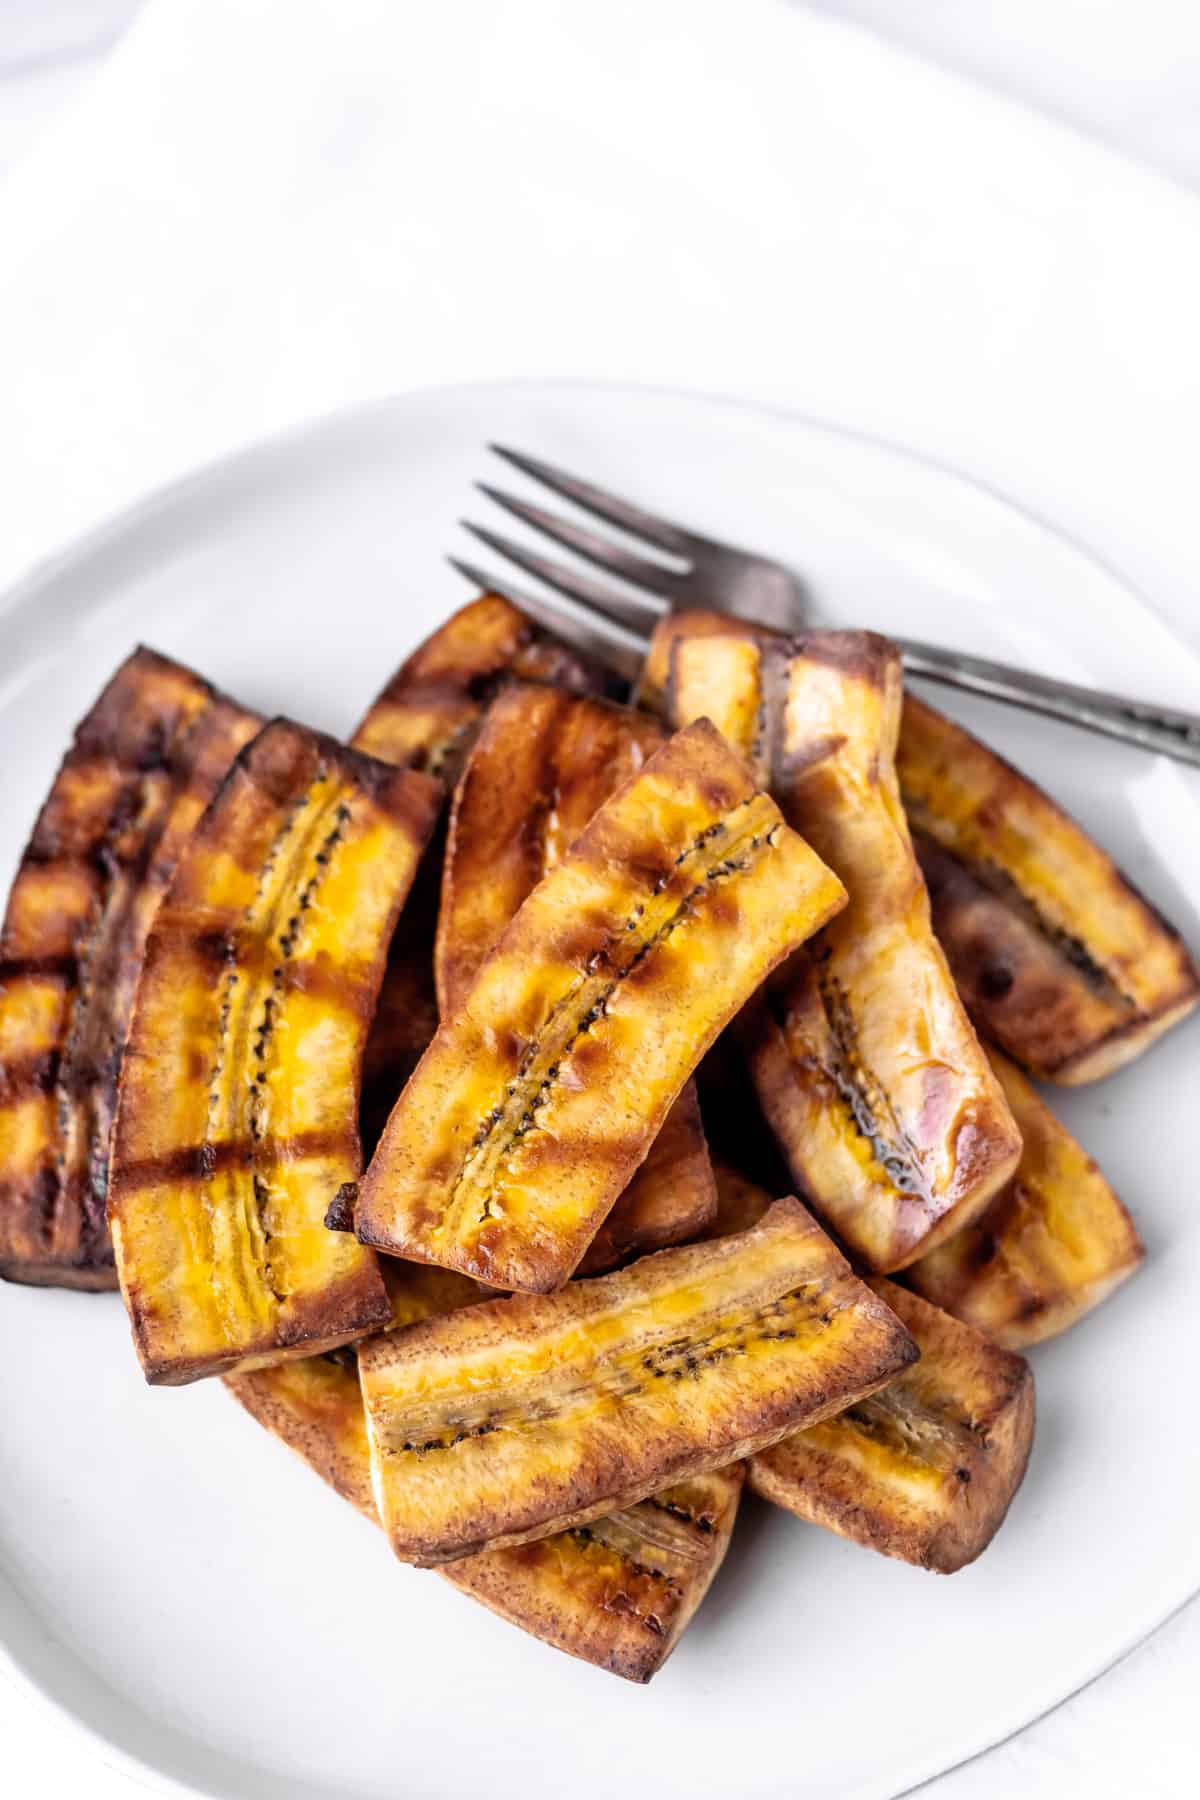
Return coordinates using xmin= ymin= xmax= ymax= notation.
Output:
xmin=0 ymin=592 xmax=1192 ymax=1682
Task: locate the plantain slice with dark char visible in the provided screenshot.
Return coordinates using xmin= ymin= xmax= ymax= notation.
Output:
xmin=435 ymin=684 xmax=717 ymax=1273
xmin=0 ymin=648 xmax=261 ymax=1290
xmin=108 ymin=719 xmax=441 ymax=1384
xmin=354 ymin=719 xmax=846 ymax=1292
xmin=226 ymin=1266 xmax=744 ymax=1683
xmin=663 ymin=619 xmax=1021 ymax=1273
xmin=702 ymin=1164 xmax=1035 ymax=1572
xmin=350 ymin=591 xmax=600 ymax=783
xmin=897 ymin=695 xmax=1199 ymax=1084
xmin=906 ymin=1049 xmax=1145 ymax=1347
xmin=358 ymin=1197 xmax=916 ymax=1566
xmin=349 ymin=594 xmax=602 ymax=1152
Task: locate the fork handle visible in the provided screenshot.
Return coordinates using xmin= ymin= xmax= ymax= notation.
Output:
xmin=898 ymin=637 xmax=1200 ymax=769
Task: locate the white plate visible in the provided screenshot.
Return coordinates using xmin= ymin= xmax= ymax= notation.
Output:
xmin=1 ymin=382 xmax=1198 ymax=1800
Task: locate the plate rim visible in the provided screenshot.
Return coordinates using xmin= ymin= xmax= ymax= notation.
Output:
xmin=1 ymin=374 xmax=1197 ymax=1800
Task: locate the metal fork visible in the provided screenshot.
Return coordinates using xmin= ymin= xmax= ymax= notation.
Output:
xmin=448 ymin=445 xmax=1200 ymax=767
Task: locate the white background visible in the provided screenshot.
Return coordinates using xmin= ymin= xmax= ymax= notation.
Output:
xmin=0 ymin=3 xmax=1197 ymax=1795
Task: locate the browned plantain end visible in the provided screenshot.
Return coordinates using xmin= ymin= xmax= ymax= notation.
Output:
xmin=0 ymin=648 xmax=261 ymax=1290
xmin=109 ymin=719 xmax=441 ymax=1384
xmin=358 ymin=1197 xmax=916 ymax=1566
xmin=437 ymin=684 xmax=716 ymax=1273
xmin=665 ymin=623 xmax=1021 ymax=1272
xmin=227 ymin=1260 xmax=744 ymax=1682
xmin=749 ymin=1276 xmax=1034 ymax=1573
xmin=710 ymin=1162 xmax=1034 ymax=1569
xmin=446 ymin=1468 xmax=745 ymax=1682
xmin=350 ymin=592 xmax=600 ymax=783
xmin=637 ymin=608 xmax=733 ymax=718
xmin=898 ymin=694 xmax=1200 ymax=1083
xmin=906 ymin=1049 xmax=1145 ymax=1347
xmin=355 ymin=719 xmax=846 ymax=1292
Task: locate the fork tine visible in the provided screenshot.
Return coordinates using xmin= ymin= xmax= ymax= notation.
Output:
xmin=446 ymin=556 xmax=648 ymax=684
xmin=477 ymin=482 xmax=684 ymax=607
xmin=489 ymin=444 xmax=699 ymax=558
xmin=462 ymin=519 xmax=667 ymax=635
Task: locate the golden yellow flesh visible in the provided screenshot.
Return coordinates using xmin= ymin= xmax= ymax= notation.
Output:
xmin=109 ymin=719 xmax=440 ymax=1384
xmin=226 ymin=1344 xmax=743 ymax=1683
xmin=665 ymin=624 xmax=1022 ymax=1273
xmin=898 ymin=695 xmax=1199 ymax=1083
xmin=907 ymin=1050 xmax=1145 ymax=1347
xmin=358 ymin=1198 xmax=916 ymax=1565
xmin=437 ymin=684 xmax=716 ymax=1273
xmin=0 ymin=648 xmax=260 ymax=1289
xmin=356 ymin=719 xmax=846 ymax=1293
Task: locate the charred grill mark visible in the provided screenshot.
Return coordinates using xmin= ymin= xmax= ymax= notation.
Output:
xmin=908 ymin=821 xmax=1133 ymax=1008
xmin=183 ymin=931 xmax=369 ymax=1013
xmin=0 ymin=1049 xmax=61 ymax=1098
xmin=811 ymin=963 xmax=925 ymax=1198
xmin=441 ymin=799 xmax=775 ymax=1238
xmin=28 ymin=1163 xmax=61 ymax=1239
xmin=111 ymin=1126 xmax=359 ymax=1192
xmin=380 ymin=1281 xmax=837 ymax=1456
xmin=0 ymin=952 xmax=79 ymax=983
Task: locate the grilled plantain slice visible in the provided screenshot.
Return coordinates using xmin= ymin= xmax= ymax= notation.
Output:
xmin=665 ymin=624 xmax=1021 ymax=1272
xmin=350 ymin=591 xmax=600 ymax=783
xmin=227 ymin=1343 xmax=744 ymax=1685
xmin=749 ymin=1275 xmax=1034 ymax=1573
xmin=355 ymin=719 xmax=846 ymax=1291
xmin=0 ymin=648 xmax=261 ymax=1290
xmin=350 ymin=595 xmax=602 ymax=1151
xmin=435 ymin=685 xmax=665 ymax=1015
xmin=898 ymin=695 xmax=1200 ymax=1083
xmin=648 ymin=612 xmax=1199 ymax=1085
xmin=705 ymin=1164 xmax=1035 ymax=1570
xmin=907 ymin=1049 xmax=1145 ymax=1347
xmin=436 ymin=684 xmax=716 ymax=1273
xmin=109 ymin=719 xmax=441 ymax=1384
xmin=358 ymin=1197 xmax=916 ymax=1565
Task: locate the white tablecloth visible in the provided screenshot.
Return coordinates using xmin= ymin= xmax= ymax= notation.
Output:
xmin=0 ymin=4 xmax=1197 ymax=1795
